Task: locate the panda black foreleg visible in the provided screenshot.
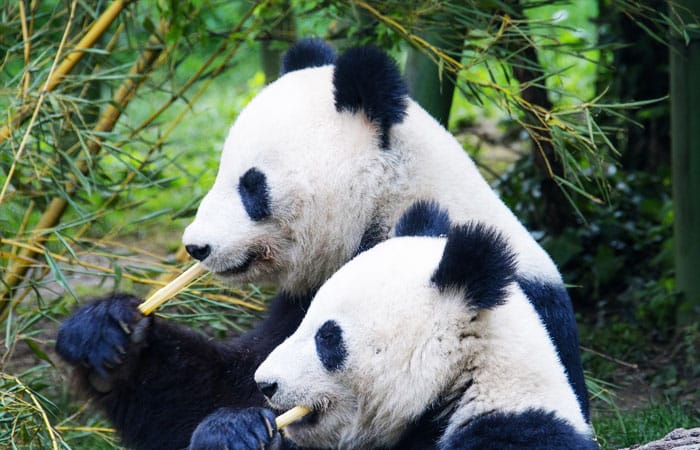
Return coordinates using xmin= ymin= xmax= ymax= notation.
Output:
xmin=56 ymin=291 xmax=314 ymax=450
xmin=56 ymin=294 xmax=264 ymax=450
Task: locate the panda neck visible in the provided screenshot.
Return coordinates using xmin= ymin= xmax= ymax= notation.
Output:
xmin=390 ymin=102 xmax=561 ymax=280
xmin=390 ymin=379 xmax=469 ymax=450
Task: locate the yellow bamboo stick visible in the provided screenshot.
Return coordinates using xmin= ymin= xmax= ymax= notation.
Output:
xmin=137 ymin=263 xmax=206 ymax=315
xmin=275 ymin=406 xmax=312 ymax=429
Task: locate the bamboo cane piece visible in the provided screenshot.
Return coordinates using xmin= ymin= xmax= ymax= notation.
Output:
xmin=137 ymin=263 xmax=206 ymax=315
xmin=275 ymin=406 xmax=312 ymax=429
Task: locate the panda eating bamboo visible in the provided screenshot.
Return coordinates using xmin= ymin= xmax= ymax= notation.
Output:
xmin=190 ymin=202 xmax=596 ymax=449
xmin=56 ymin=40 xmax=589 ymax=450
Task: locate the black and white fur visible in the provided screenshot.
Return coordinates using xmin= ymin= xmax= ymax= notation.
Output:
xmin=253 ymin=202 xmax=596 ymax=450
xmin=56 ymin=39 xmax=587 ymax=450
xmin=182 ymin=39 xmax=588 ymax=419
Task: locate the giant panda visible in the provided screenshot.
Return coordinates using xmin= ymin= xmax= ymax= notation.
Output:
xmin=55 ymin=39 xmax=588 ymax=450
xmin=222 ymin=201 xmax=595 ymax=450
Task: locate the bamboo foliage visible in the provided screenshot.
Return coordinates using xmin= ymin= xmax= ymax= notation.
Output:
xmin=0 ymin=2 xmax=276 ymax=447
xmin=0 ymin=0 xmax=129 ymax=147
xmin=349 ymin=0 xmax=672 ymax=209
xmin=0 ymin=19 xmax=169 ymax=314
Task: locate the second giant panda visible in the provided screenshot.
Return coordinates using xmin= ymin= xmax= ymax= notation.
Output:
xmin=249 ymin=202 xmax=596 ymax=449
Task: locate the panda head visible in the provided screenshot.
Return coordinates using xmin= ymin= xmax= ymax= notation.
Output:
xmin=254 ymin=201 xmax=517 ymax=449
xmin=182 ymin=39 xmax=408 ymax=293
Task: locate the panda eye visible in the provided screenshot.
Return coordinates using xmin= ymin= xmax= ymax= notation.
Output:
xmin=315 ymin=320 xmax=347 ymax=372
xmin=238 ymin=167 xmax=271 ymax=221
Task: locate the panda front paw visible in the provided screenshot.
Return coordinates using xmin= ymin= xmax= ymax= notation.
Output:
xmin=55 ymin=294 xmax=149 ymax=389
xmin=188 ymin=407 xmax=281 ymax=450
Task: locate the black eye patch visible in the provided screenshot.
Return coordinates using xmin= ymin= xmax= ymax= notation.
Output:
xmin=315 ymin=320 xmax=347 ymax=372
xmin=238 ymin=167 xmax=271 ymax=221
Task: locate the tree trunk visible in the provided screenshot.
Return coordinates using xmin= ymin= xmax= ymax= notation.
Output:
xmin=259 ymin=1 xmax=296 ymax=84
xmin=596 ymin=0 xmax=670 ymax=171
xmin=405 ymin=25 xmax=465 ymax=127
xmin=670 ymin=0 xmax=700 ymax=327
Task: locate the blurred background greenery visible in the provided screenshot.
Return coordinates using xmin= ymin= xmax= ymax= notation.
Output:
xmin=1 ymin=1 xmax=698 ymax=448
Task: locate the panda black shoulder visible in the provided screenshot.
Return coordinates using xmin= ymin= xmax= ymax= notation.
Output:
xmin=441 ymin=409 xmax=598 ymax=450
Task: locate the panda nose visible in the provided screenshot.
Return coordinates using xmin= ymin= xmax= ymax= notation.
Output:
xmin=257 ymin=381 xmax=278 ymax=399
xmin=185 ymin=244 xmax=211 ymax=261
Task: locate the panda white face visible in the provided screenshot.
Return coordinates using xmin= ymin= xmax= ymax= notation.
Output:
xmin=182 ymin=66 xmax=389 ymax=292
xmin=256 ymin=205 xmax=591 ymax=448
xmin=255 ymin=237 xmax=475 ymax=449
xmin=182 ymin=41 xmax=411 ymax=294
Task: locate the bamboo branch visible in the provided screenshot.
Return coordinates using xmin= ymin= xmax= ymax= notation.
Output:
xmin=0 ymin=21 xmax=168 ymax=314
xmin=18 ymin=0 xmax=31 ymax=96
xmin=0 ymin=0 xmax=130 ymax=146
xmin=0 ymin=0 xmax=79 ymax=205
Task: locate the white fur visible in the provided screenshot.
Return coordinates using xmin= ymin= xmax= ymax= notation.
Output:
xmin=255 ymin=237 xmax=590 ymax=449
xmin=182 ymin=65 xmax=560 ymax=295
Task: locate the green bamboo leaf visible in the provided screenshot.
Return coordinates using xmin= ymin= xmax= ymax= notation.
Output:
xmin=53 ymin=231 xmax=78 ymax=261
xmin=22 ymin=338 xmax=55 ymax=367
xmin=44 ymin=251 xmax=78 ymax=302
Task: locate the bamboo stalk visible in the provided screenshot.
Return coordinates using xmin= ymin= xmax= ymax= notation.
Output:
xmin=0 ymin=0 xmax=79 ymax=205
xmin=137 ymin=263 xmax=206 ymax=315
xmin=275 ymin=406 xmax=312 ymax=429
xmin=671 ymin=0 xmax=700 ymax=326
xmin=19 ymin=0 xmax=31 ymax=96
xmin=0 ymin=0 xmax=130 ymax=145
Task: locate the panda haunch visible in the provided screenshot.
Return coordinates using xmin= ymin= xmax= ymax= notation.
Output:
xmin=254 ymin=202 xmax=596 ymax=450
xmin=55 ymin=39 xmax=587 ymax=450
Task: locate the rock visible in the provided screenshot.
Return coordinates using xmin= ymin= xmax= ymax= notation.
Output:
xmin=621 ymin=428 xmax=700 ymax=450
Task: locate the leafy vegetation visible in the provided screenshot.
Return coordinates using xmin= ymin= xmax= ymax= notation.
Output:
xmin=1 ymin=1 xmax=698 ymax=449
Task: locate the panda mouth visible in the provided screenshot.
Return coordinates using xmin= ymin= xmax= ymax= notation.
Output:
xmin=217 ymin=251 xmax=257 ymax=276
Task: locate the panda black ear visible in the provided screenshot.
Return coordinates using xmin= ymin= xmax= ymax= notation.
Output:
xmin=431 ymin=223 xmax=517 ymax=309
xmin=333 ymin=46 xmax=408 ymax=149
xmin=394 ymin=200 xmax=450 ymax=238
xmin=281 ymin=38 xmax=336 ymax=75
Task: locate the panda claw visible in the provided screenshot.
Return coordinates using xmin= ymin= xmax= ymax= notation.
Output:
xmin=263 ymin=416 xmax=274 ymax=439
xmin=118 ymin=320 xmax=131 ymax=335
xmin=130 ymin=318 xmax=150 ymax=344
